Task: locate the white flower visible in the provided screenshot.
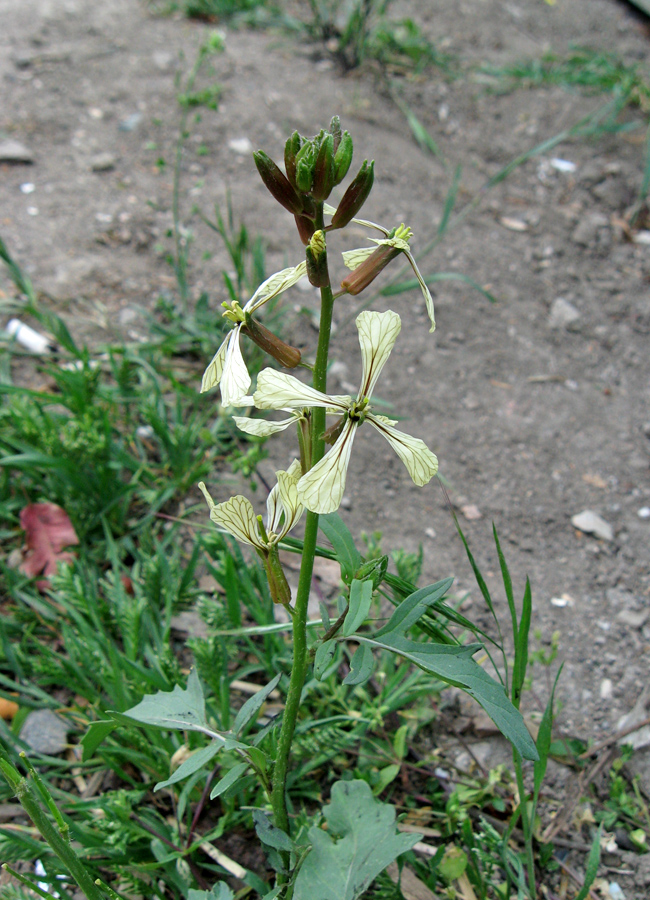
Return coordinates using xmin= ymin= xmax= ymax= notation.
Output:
xmin=252 ymin=310 xmax=438 ymax=514
xmin=198 ymin=460 xmax=304 ymax=551
xmin=341 ymin=223 xmax=436 ymax=333
xmin=200 ymin=262 xmax=306 ymax=406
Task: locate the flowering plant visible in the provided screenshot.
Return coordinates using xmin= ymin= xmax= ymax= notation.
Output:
xmin=122 ymin=118 xmax=538 ymax=899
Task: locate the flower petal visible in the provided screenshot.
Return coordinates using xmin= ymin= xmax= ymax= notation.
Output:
xmin=341 ymin=246 xmax=376 ymax=271
xmin=367 ymin=414 xmax=438 ymax=486
xmin=403 ymin=247 xmax=436 ymax=333
xmin=232 ymin=413 xmax=300 ymax=437
xmin=220 ymin=327 xmax=252 ymax=407
xmin=200 ymin=335 xmax=229 ymax=393
xmin=274 ymin=460 xmax=304 ymax=539
xmin=254 ymin=369 xmax=350 ymax=412
xmin=198 ymin=484 xmax=261 ymax=549
xmin=298 ymin=420 xmax=357 ymax=514
xmin=356 ymin=309 xmax=401 ymax=399
xmin=245 ymin=262 xmax=307 ymax=315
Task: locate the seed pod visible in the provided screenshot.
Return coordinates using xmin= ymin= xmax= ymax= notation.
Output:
xmin=333 ymin=131 xmax=353 ymax=185
xmin=312 ymin=134 xmax=335 ymax=201
xmin=330 ymin=159 xmax=374 ymax=229
xmin=254 ymin=150 xmax=304 ymax=216
xmin=340 ymin=242 xmax=400 ymax=296
xmin=242 ymin=316 xmax=301 ymax=368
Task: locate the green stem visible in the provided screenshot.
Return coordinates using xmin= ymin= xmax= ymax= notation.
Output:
xmin=0 ymin=755 xmax=105 ymax=900
xmin=270 ymin=205 xmax=335 ymax=837
xmin=513 ymin=751 xmax=536 ymax=897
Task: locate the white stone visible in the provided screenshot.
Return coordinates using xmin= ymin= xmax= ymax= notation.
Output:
xmin=571 ymin=509 xmax=614 ymax=542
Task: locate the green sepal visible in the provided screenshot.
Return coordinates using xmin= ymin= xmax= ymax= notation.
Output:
xmin=330 ymin=160 xmax=374 ymax=229
xmin=333 ymin=131 xmax=353 ymax=185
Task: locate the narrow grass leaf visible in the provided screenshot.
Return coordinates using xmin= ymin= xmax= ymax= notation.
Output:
xmin=574 ymin=825 xmax=603 ymax=900
xmin=438 ymin=165 xmax=462 ymax=237
xmin=80 ymin=720 xmax=117 ymax=761
xmin=155 ymin=741 xmax=221 ymax=791
xmin=210 ymin=762 xmax=249 ymax=800
xmin=512 ymin=578 xmax=532 ymax=708
xmin=533 ymin=664 xmax=563 ymax=803
xmin=343 ymin=579 xmax=374 ymax=637
xmin=233 ymin=672 xmax=281 ymax=736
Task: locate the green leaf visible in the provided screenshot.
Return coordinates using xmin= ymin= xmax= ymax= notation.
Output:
xmin=155 ymin=741 xmax=221 ymax=792
xmin=358 ymin=634 xmax=538 ymax=761
xmin=120 ymin=668 xmax=213 ymax=735
xmin=343 ymin=579 xmax=373 ymax=637
xmin=210 ymin=762 xmax=249 ymax=800
xmin=314 ymin=639 xmax=337 ymax=680
xmin=294 ymin=781 xmax=420 ymax=900
xmin=374 ymin=577 xmax=454 ymax=638
xmin=253 ymin=810 xmax=294 ymax=852
xmin=188 ymin=884 xmax=234 ymax=900
xmin=574 ymin=825 xmax=602 ymax=900
xmin=374 ymin=763 xmax=401 ymax=795
xmin=319 ymin=513 xmax=361 ymax=583
xmin=533 ymin=664 xmax=563 ymax=803
xmin=343 ymin=643 xmax=375 ymax=686
xmin=233 ymin=673 xmax=281 ymax=736
xmin=81 ymin=720 xmax=117 ymax=761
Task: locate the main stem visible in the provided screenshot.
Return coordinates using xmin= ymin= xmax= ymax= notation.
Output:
xmin=271 ymin=208 xmax=334 ymax=836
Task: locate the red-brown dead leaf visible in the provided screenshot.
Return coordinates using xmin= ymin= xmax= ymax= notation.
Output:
xmin=19 ymin=502 xmax=79 ymax=586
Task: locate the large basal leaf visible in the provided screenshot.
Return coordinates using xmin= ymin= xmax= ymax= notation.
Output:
xmin=358 ymin=634 xmax=538 ymax=761
xmin=293 ymin=780 xmax=421 ymax=900
xmin=155 ymin=741 xmax=221 ymax=792
xmin=188 ymin=884 xmax=234 ymax=900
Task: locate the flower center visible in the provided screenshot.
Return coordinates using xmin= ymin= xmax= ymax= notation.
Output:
xmin=222 ymin=300 xmax=246 ymax=325
xmin=349 ymin=396 xmax=369 ymax=424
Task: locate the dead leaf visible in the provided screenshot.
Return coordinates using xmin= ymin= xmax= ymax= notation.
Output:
xmin=19 ymin=502 xmax=79 ymax=588
xmin=0 ymin=698 xmax=19 ymax=720
xmin=386 ymin=862 xmax=441 ymax=900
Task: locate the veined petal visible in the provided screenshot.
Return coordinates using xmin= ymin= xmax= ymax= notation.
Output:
xmin=200 ymin=334 xmax=229 ymax=393
xmin=265 ymin=480 xmax=282 ymax=537
xmin=403 ymin=247 xmax=436 ymax=333
xmin=245 ymin=261 xmax=307 ymax=315
xmin=254 ymin=369 xmax=350 ymax=412
xmin=342 ymin=246 xmax=376 ymax=271
xmin=198 ymin=484 xmax=262 ymax=549
xmin=367 ymin=414 xmax=438 ymax=486
xmin=298 ymin=420 xmax=357 ymax=514
xmin=233 ymin=413 xmax=300 ymax=437
xmin=220 ymin=327 xmax=251 ymax=407
xmin=274 ymin=460 xmax=304 ymax=539
xmin=357 ymin=309 xmax=401 ymax=399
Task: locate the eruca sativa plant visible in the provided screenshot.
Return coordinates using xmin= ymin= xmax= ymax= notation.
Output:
xmin=120 ymin=119 xmax=539 ymax=900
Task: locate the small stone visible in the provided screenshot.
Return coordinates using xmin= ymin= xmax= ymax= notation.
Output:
xmin=571 ymin=509 xmax=614 ymax=542
xmin=616 ymin=609 xmax=650 ymax=629
xmin=461 ymin=504 xmax=482 ymax=521
xmin=499 ymin=216 xmax=528 ymax=232
xmin=152 ymin=50 xmax=176 ymax=72
xmin=0 ymin=139 xmax=34 ymax=164
xmin=571 ymin=212 xmax=609 ymax=246
xmin=600 ymin=678 xmax=614 ymax=699
xmin=91 ymin=152 xmax=117 ymax=172
xmin=425 ymin=527 xmax=436 ymax=539
xmin=550 ymin=594 xmax=574 ymax=607
xmin=20 ymin=182 xmax=35 ymax=194
xmin=119 ymin=113 xmax=143 ymax=132
xmin=550 ymin=158 xmax=576 ymax=173
xmin=548 ymin=297 xmax=581 ymax=330
xmin=228 ymin=137 xmax=253 ymax=155
xmin=19 ymin=709 xmax=69 ymax=755
xmin=638 ymin=507 xmax=650 ymax=519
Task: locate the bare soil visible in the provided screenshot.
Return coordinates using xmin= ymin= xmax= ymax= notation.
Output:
xmin=2 ymin=0 xmax=650 ymax=890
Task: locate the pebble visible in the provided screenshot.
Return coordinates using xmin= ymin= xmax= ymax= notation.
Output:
xmin=600 ymin=678 xmax=614 ymax=700
xmin=638 ymin=507 xmax=650 ymax=519
xmin=571 ymin=509 xmax=614 ymax=542
xmin=616 ymin=608 xmax=649 ymax=629
xmin=19 ymin=709 xmax=69 ymax=755
xmin=119 ymin=112 xmax=143 ymax=132
xmin=0 ymin=138 xmax=34 ymax=164
xmin=228 ymin=137 xmax=254 ymax=155
xmin=91 ymin=152 xmax=117 ymax=172
xmin=571 ymin=212 xmax=609 ymax=246
xmin=548 ymin=297 xmax=581 ymax=330
xmin=20 ymin=182 xmax=35 ymax=193
xmin=550 ymin=158 xmax=577 ymax=173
